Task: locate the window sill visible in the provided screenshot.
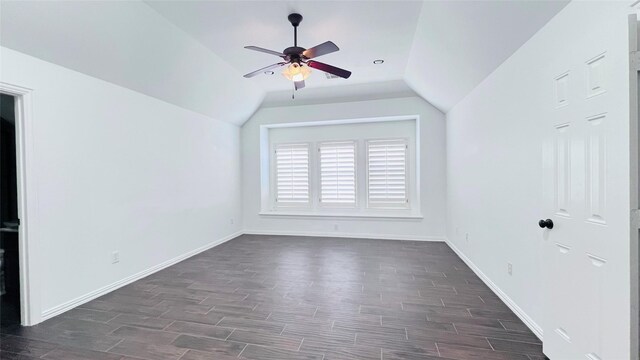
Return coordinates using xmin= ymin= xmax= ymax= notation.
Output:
xmin=258 ymin=211 xmax=424 ymax=220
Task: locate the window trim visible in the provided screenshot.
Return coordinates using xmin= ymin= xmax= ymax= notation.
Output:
xmin=258 ymin=211 xmax=423 ymax=220
xmin=259 ymin=115 xmax=421 ymax=217
xmin=317 ymin=140 xmax=358 ymax=209
xmin=271 ymin=142 xmax=312 ymax=209
xmin=365 ymin=138 xmax=410 ymax=210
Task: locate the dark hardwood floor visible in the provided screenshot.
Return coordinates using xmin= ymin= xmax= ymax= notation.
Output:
xmin=0 ymin=234 xmax=546 ymax=359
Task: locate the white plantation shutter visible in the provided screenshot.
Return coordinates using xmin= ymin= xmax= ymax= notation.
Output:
xmin=319 ymin=141 xmax=356 ymax=205
xmin=275 ymin=143 xmax=310 ymax=204
xmin=367 ymin=139 xmax=408 ymax=207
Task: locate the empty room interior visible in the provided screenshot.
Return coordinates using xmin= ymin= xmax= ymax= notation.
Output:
xmin=0 ymin=0 xmax=639 ymax=359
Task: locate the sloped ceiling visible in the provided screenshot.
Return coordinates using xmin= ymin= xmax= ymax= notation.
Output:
xmin=0 ymin=0 xmax=264 ymax=125
xmin=405 ymin=0 xmax=569 ymax=112
xmin=0 ymin=0 xmax=569 ymax=124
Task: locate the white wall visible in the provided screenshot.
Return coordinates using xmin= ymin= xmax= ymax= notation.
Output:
xmin=446 ymin=0 xmax=631 ymax=356
xmin=242 ymin=96 xmax=446 ymax=241
xmin=1 ymin=47 xmax=243 ymax=321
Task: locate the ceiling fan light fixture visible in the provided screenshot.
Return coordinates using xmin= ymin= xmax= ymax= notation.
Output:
xmin=282 ymin=63 xmax=311 ymax=82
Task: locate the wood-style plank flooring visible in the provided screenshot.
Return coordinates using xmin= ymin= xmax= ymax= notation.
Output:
xmin=0 ymin=235 xmax=546 ymax=359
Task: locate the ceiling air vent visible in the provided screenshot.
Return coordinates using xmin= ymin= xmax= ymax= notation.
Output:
xmin=325 ymin=72 xmax=340 ymax=80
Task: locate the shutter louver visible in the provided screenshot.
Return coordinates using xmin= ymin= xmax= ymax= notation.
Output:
xmin=319 ymin=141 xmax=356 ymax=205
xmin=275 ymin=143 xmax=309 ymax=204
xmin=367 ymin=139 xmax=408 ymax=207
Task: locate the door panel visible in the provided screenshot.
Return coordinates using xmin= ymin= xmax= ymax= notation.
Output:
xmin=585 ymin=113 xmax=607 ymax=225
xmin=554 ymin=123 xmax=571 ymax=218
xmin=543 ymin=51 xmax=613 ymax=360
xmin=546 ymin=239 xmax=580 ymax=359
xmin=582 ymin=252 xmax=606 ymax=360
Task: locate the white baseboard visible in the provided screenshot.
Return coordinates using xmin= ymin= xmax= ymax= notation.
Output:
xmin=445 ymin=238 xmax=543 ymax=340
xmin=40 ymin=230 xmax=243 ymax=321
xmin=243 ymin=229 xmax=446 ymax=242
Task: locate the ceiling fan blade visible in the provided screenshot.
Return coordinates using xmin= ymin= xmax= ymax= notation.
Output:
xmin=243 ymin=62 xmax=287 ymax=78
xmin=307 ymin=60 xmax=351 ymax=79
xmin=302 ymin=41 xmax=339 ymax=59
xmin=244 ymin=46 xmax=286 ymax=57
xmin=294 ymin=80 xmax=305 ymax=91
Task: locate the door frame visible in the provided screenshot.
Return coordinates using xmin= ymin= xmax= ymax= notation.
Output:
xmin=629 ymin=12 xmax=640 ymax=360
xmin=0 ymin=82 xmax=40 ymax=326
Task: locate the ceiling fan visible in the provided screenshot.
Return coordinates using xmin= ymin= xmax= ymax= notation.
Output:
xmin=243 ymin=13 xmax=352 ymax=91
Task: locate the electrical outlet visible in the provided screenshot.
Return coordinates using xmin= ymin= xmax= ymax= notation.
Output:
xmin=230 ymin=218 xmax=234 ymax=225
xmin=507 ymin=263 xmax=513 ymax=276
xmin=465 ymin=233 xmax=469 ymax=243
xmin=111 ymin=251 xmax=120 ymax=264
xmin=333 ymin=224 xmax=339 ymax=231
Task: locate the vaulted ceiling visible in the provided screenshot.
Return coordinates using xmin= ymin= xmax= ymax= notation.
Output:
xmin=0 ymin=0 xmax=569 ymax=125
xmin=405 ymin=0 xmax=570 ymax=112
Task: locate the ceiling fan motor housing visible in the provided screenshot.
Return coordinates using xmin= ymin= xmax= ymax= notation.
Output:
xmin=284 ymin=46 xmax=306 ymax=63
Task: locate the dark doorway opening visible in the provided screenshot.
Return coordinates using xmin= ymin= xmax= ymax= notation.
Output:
xmin=0 ymin=93 xmax=20 ymax=326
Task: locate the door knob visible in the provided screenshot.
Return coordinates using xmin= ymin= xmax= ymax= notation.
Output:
xmin=538 ymin=219 xmax=554 ymax=229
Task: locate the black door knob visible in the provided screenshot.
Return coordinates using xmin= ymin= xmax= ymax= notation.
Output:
xmin=538 ymin=219 xmax=554 ymax=229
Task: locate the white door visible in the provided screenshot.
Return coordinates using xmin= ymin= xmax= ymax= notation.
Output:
xmin=542 ymin=21 xmax=628 ymax=360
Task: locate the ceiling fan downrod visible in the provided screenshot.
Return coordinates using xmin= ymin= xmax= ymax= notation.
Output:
xmin=288 ymin=13 xmax=303 ymax=47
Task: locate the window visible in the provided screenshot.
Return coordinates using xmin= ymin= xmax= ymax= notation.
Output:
xmin=319 ymin=141 xmax=356 ymax=206
xmin=275 ymin=143 xmax=309 ymax=205
xmin=367 ymin=139 xmax=408 ymax=208
xmin=262 ymin=116 xmax=419 ymax=217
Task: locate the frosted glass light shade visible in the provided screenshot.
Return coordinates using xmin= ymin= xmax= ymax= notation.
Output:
xmin=282 ymin=63 xmax=311 ymax=81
